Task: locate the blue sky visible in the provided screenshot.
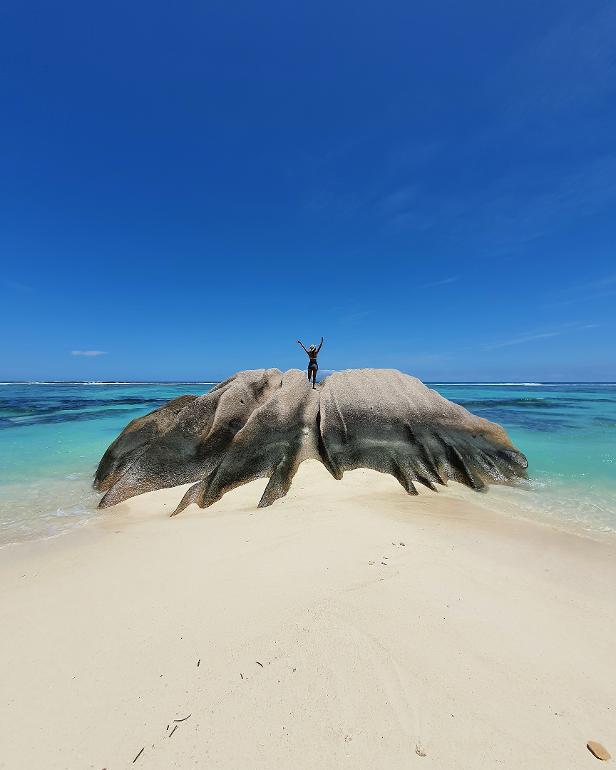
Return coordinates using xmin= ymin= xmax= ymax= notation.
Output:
xmin=1 ymin=0 xmax=615 ymax=381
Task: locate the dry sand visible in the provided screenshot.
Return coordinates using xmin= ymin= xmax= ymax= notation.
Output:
xmin=1 ymin=460 xmax=614 ymax=769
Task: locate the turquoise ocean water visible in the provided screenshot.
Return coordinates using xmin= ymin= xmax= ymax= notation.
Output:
xmin=0 ymin=381 xmax=614 ymax=545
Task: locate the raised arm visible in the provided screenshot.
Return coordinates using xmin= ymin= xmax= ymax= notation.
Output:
xmin=297 ymin=340 xmax=309 ymax=355
xmin=316 ymin=336 xmax=324 ymax=353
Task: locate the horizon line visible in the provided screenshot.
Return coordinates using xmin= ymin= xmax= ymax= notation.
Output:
xmin=2 ymin=379 xmax=616 ymax=386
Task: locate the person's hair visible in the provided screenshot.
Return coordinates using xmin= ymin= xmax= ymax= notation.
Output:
xmin=308 ymin=344 xmax=316 ymax=351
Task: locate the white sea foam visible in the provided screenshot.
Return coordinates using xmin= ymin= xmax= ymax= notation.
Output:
xmin=0 ymin=475 xmax=101 ymax=548
xmin=430 ymin=382 xmax=545 ymax=386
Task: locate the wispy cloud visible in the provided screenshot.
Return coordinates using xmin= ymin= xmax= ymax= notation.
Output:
xmin=4 ymin=279 xmax=32 ymax=292
xmin=71 ymin=350 xmax=107 ymax=357
xmin=484 ymin=331 xmax=562 ymax=350
xmin=547 ymin=273 xmax=616 ymax=308
xmin=496 ymin=4 xmax=616 ymax=130
xmin=303 ymin=5 xmax=616 ymax=256
xmin=419 ymin=276 xmax=458 ymax=290
xmin=585 ymin=274 xmax=616 ymax=290
xmin=378 ymin=186 xmax=418 ymax=217
xmin=303 ymin=186 xmax=378 ymax=219
xmin=304 ymin=146 xmax=616 ymax=253
xmin=484 ymin=322 xmax=598 ymax=350
xmin=381 ymin=351 xmax=455 ymax=368
xmin=384 ymin=142 xmax=441 ymax=175
xmin=338 ymin=309 xmax=372 ymax=325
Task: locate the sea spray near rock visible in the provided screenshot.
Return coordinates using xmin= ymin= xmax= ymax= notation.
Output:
xmin=94 ymin=368 xmax=528 ymax=513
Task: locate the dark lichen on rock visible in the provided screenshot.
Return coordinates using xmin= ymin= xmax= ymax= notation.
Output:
xmin=94 ymin=368 xmax=528 ymax=515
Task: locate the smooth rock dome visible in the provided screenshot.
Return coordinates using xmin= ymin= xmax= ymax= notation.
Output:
xmin=94 ymin=368 xmax=528 ymax=514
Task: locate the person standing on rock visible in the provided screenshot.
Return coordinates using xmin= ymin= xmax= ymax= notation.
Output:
xmin=297 ymin=337 xmax=323 ymax=389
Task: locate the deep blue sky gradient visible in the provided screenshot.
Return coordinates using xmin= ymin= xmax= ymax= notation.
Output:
xmin=1 ymin=0 xmax=615 ymax=381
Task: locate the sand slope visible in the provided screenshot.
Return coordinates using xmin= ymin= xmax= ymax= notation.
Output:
xmin=1 ymin=461 xmax=614 ymax=769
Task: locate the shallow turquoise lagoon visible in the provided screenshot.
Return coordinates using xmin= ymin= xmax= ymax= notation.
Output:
xmin=434 ymin=382 xmax=616 ymax=534
xmin=0 ymin=381 xmax=614 ymax=545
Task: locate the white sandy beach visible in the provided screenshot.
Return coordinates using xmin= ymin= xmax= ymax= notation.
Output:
xmin=1 ymin=460 xmax=614 ymax=769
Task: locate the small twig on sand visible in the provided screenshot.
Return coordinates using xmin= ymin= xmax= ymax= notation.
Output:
xmin=256 ymin=661 xmax=264 ymax=668
xmin=174 ymin=714 xmax=192 ymax=722
xmin=169 ymin=725 xmax=178 ymax=738
xmin=197 ymin=659 xmax=200 ymax=667
xmin=132 ymin=747 xmax=144 ymax=763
